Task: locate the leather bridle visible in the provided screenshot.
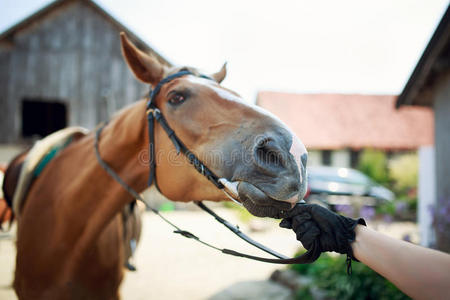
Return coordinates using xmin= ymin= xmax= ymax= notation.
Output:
xmin=95 ymin=70 xmax=320 ymax=264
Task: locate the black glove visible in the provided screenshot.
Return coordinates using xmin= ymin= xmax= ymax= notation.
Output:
xmin=279 ymin=204 xmax=366 ymax=271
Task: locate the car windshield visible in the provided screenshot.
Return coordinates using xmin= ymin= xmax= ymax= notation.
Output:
xmin=308 ymin=167 xmax=373 ymax=185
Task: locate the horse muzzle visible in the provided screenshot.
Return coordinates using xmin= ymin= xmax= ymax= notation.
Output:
xmin=219 ymin=145 xmax=308 ymax=218
xmin=218 ymin=127 xmax=308 ymax=218
xmin=218 ymin=177 xmax=306 ymax=218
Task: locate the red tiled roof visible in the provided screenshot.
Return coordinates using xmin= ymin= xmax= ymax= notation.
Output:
xmin=257 ymin=92 xmax=434 ymax=150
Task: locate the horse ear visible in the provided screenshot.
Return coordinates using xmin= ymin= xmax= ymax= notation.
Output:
xmin=120 ymin=32 xmax=166 ymax=85
xmin=211 ymin=62 xmax=227 ymax=83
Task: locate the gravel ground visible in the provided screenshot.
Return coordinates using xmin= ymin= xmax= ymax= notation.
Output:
xmin=0 ymin=208 xmax=418 ymax=300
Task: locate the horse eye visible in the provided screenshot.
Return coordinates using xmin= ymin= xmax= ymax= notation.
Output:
xmin=168 ymin=94 xmax=186 ymax=105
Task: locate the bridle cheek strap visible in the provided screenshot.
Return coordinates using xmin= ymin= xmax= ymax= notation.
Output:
xmin=150 ymin=110 xmax=225 ymax=189
xmin=146 ymin=106 xmax=156 ymax=187
xmin=146 ymin=70 xmax=224 ymax=190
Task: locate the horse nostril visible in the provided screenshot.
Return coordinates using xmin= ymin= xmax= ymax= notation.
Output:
xmin=254 ymin=137 xmax=283 ymax=167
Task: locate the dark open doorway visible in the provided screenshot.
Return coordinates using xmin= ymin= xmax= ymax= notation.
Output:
xmin=22 ymin=99 xmax=67 ymax=138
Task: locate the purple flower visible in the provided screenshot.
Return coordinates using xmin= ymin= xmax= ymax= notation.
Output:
xmin=383 ymin=214 xmax=393 ymax=223
xmin=430 ymin=196 xmax=450 ymax=235
xmin=402 ymin=234 xmax=411 ymax=242
xmin=360 ymin=206 xmax=375 ymax=220
xmin=335 ymin=204 xmax=354 ymax=217
xmin=395 ymin=201 xmax=408 ymax=215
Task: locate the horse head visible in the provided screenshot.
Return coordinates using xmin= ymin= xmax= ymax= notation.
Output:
xmin=121 ymin=33 xmax=307 ymax=218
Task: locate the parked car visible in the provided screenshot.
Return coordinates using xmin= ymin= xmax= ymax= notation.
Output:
xmin=304 ymin=166 xmax=394 ymax=210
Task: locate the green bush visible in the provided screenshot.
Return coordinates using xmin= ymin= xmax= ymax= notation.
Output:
xmin=357 ymin=149 xmax=389 ymax=185
xmin=375 ymin=200 xmax=396 ymax=217
xmin=357 ymin=150 xmax=418 ymax=219
xmin=388 ymin=153 xmax=418 ymax=191
xmin=388 ymin=153 xmax=418 ymax=214
xmin=291 ymin=253 xmax=409 ymax=300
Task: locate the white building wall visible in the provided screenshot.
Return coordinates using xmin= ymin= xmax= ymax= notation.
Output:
xmin=418 ymin=146 xmax=436 ymax=247
xmin=306 ymin=150 xmax=322 ymax=166
xmin=331 ymin=150 xmax=351 ymax=168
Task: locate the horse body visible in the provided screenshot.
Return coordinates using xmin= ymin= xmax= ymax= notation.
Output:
xmin=6 ymin=101 xmax=146 ymax=299
xmin=0 ymin=164 xmax=13 ymax=227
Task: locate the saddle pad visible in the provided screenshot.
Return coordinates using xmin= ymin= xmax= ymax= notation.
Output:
xmin=0 ymin=169 xmax=4 ymax=200
xmin=12 ymin=127 xmax=89 ymax=216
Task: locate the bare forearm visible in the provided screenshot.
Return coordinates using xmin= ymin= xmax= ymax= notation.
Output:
xmin=352 ymin=225 xmax=450 ymax=300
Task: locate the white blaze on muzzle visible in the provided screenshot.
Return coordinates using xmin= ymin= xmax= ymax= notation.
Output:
xmin=289 ymin=132 xmax=307 ymax=184
xmin=286 ymin=132 xmax=308 ymax=205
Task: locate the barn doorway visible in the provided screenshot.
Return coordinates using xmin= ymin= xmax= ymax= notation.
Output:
xmin=22 ymin=99 xmax=67 ymax=138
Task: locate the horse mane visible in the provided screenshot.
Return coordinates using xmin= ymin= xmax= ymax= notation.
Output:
xmin=101 ymin=99 xmax=148 ymax=149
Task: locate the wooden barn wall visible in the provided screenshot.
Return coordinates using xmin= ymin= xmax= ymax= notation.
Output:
xmin=0 ymin=49 xmax=12 ymax=142
xmin=0 ymin=1 xmax=149 ymax=143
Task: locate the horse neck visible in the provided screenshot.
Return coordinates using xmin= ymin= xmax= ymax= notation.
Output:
xmin=97 ymin=99 xmax=149 ymax=199
xmin=78 ymin=99 xmax=149 ymax=234
xmin=58 ymin=100 xmax=149 ymax=275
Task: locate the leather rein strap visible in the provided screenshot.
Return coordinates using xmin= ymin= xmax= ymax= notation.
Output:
xmin=94 ymin=70 xmax=320 ymax=264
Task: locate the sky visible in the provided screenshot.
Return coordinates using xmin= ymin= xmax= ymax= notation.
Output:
xmin=0 ymin=0 xmax=448 ymax=102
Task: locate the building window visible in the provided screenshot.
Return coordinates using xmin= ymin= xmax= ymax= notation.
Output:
xmin=322 ymin=150 xmax=331 ymax=166
xmin=350 ymin=150 xmax=360 ymax=168
xmin=22 ymin=99 xmax=67 ymax=138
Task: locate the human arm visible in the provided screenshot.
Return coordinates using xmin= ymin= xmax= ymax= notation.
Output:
xmin=352 ymin=224 xmax=450 ymax=300
xmin=280 ymin=204 xmax=450 ymax=300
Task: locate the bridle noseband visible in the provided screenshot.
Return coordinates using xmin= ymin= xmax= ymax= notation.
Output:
xmin=95 ymin=70 xmax=320 ymax=264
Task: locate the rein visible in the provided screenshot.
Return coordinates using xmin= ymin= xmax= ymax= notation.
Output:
xmin=94 ymin=70 xmax=320 ymax=264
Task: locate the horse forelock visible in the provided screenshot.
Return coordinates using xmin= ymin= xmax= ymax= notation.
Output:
xmin=166 ymin=66 xmax=200 ymax=77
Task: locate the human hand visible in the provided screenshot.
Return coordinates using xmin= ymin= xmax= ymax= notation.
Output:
xmin=279 ymin=203 xmax=366 ymax=259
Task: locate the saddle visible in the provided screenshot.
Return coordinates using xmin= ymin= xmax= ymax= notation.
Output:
xmin=11 ymin=127 xmax=89 ymax=216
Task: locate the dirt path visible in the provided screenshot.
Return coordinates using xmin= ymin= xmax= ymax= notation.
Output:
xmin=0 ymin=209 xmax=299 ymax=299
xmin=0 ymin=208 xmax=418 ymax=299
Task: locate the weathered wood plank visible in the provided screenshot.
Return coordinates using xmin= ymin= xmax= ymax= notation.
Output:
xmin=0 ymin=0 xmax=162 ymax=143
xmin=0 ymin=51 xmax=12 ymax=142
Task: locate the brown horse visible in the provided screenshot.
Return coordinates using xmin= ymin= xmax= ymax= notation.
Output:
xmin=0 ymin=164 xmax=13 ymax=228
xmin=2 ymin=32 xmax=308 ymax=299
